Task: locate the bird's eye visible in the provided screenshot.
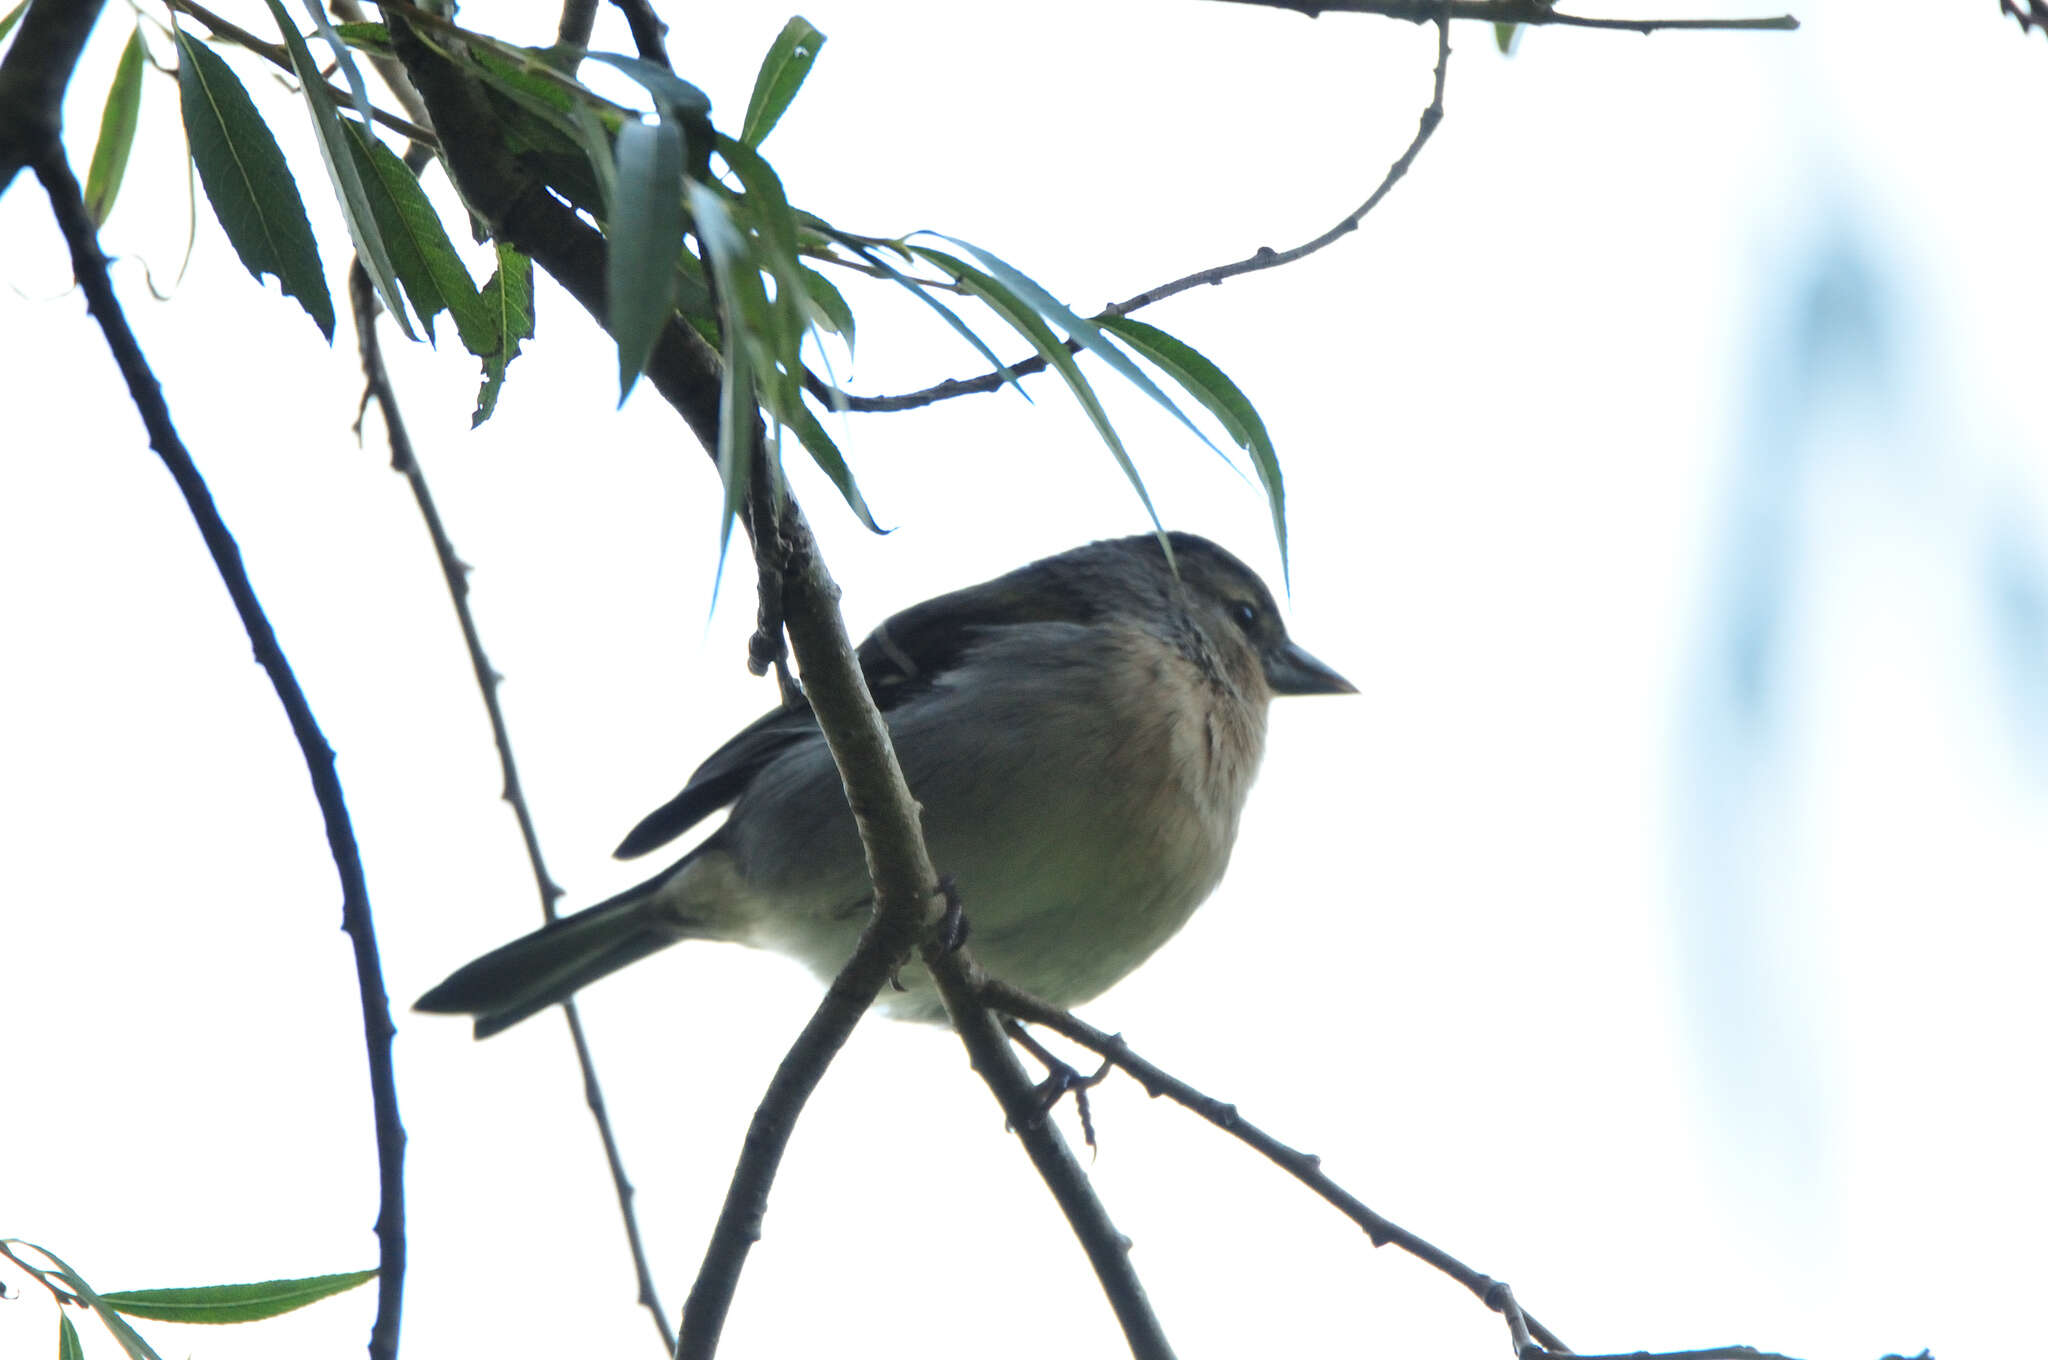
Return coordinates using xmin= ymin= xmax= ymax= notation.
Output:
xmin=1230 ymin=600 xmax=1258 ymax=631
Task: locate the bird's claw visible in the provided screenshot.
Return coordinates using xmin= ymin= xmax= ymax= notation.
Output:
xmin=1005 ymin=1020 xmax=1114 ymax=1153
xmin=934 ymin=875 xmax=969 ymax=952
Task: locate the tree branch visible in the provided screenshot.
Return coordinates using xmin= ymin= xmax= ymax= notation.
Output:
xmin=675 ymin=496 xmax=945 ymax=1358
xmin=556 ymin=0 xmax=598 ymax=50
xmin=813 ymin=0 xmax=1455 ymax=415
xmin=348 ymin=263 xmax=675 ymax=1356
xmin=34 ymin=149 xmax=408 ymax=1360
xmin=978 ymin=977 xmax=1573 ymax=1356
xmin=811 ymin=0 xmax=1793 ymax=417
xmin=0 ymin=0 xmax=110 ymax=194
xmin=1202 ymin=0 xmax=1797 ymax=32
xmin=982 ymin=980 xmax=1814 ymax=1360
xmin=607 ymin=0 xmax=670 ymax=67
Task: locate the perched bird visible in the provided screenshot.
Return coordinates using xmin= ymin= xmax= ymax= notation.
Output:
xmin=417 ymin=532 xmax=1353 ymax=1037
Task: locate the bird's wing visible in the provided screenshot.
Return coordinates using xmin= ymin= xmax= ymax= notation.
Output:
xmin=855 ymin=563 xmax=1103 ymax=703
xmin=612 ymin=703 xmax=820 ymax=858
xmin=612 ymin=558 xmax=1109 ymax=860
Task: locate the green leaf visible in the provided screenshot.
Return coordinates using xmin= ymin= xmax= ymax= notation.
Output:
xmin=740 ymin=16 xmax=823 ymax=148
xmin=174 ymin=30 xmax=333 ymax=338
xmin=401 ymin=12 xmax=632 ymax=172
xmin=608 ymin=117 xmax=685 ymax=402
xmin=582 ymin=51 xmax=712 ymax=121
xmin=796 ymin=263 xmax=852 ymax=345
xmin=4 ymin=1241 xmax=165 ymax=1360
xmin=101 ymin=1270 xmax=378 ymax=1324
xmin=85 ymin=26 xmax=146 ymax=226
xmin=297 ymin=0 xmax=376 ymax=148
xmin=258 ymin=0 xmax=414 ymax=339
xmin=929 ymin=234 xmax=1227 ymax=464
xmin=715 ymin=325 xmax=754 ymax=577
xmin=583 ymin=50 xmax=715 ymax=188
xmin=0 ymin=0 xmax=29 ymax=46
xmin=474 ymin=243 xmax=533 ymax=425
xmin=330 ymin=21 xmax=390 ymax=53
xmin=341 ymin=121 xmax=492 ymax=351
xmin=56 ymin=1313 xmax=84 ymax=1360
xmin=783 ymin=399 xmax=876 ymax=529
xmin=566 ymin=99 xmax=619 ymax=215
xmin=703 ymin=142 xmax=877 ymax=529
xmin=909 ymin=244 xmax=1166 ymax=546
xmin=1099 ymin=315 xmax=1288 ymax=584
xmin=686 ymin=181 xmax=760 ymax=568
xmin=1494 ymin=22 xmax=1520 ymax=54
xmin=715 ymin=136 xmax=809 ymax=373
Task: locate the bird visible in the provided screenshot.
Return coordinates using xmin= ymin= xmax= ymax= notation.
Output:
xmin=416 ymin=532 xmax=1354 ymax=1037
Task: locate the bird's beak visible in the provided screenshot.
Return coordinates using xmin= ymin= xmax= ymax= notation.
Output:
xmin=1265 ymin=639 xmax=1357 ymax=696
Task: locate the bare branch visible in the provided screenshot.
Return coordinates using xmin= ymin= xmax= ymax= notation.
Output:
xmin=347 ymin=269 xmax=566 ymax=918
xmin=979 ymin=977 xmax=1570 ymax=1357
xmin=1203 ymin=0 xmax=1797 ymax=32
xmin=1106 ymin=7 xmax=1449 ymax=312
xmin=35 ymin=149 xmax=408 ymax=1360
xmin=986 ymin=973 xmax=1816 ymax=1360
xmin=818 ymin=0 xmax=1454 ymax=415
xmin=608 ymin=0 xmax=671 ymax=67
xmin=348 ymin=263 xmax=677 ymax=1356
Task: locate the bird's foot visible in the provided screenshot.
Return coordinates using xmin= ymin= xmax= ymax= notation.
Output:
xmin=1005 ymin=1020 xmax=1114 ymax=1153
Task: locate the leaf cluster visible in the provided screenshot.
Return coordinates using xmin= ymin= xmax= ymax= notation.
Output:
xmin=60 ymin=6 xmax=1289 ymax=564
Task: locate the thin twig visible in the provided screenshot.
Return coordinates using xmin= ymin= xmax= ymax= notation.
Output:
xmin=347 ymin=262 xmax=677 ymax=1356
xmin=978 ymin=978 xmax=1572 ymax=1357
xmin=561 ymin=1008 xmax=675 ymax=1353
xmin=1202 ymin=0 xmax=1797 ymax=31
xmin=347 ymin=266 xmax=567 ymax=919
xmin=1109 ymin=6 xmax=1451 ymax=313
xmin=818 ymin=0 xmax=1456 ymax=415
xmin=166 ymin=0 xmax=439 ymax=147
xmin=35 ymin=149 xmax=408 ymax=1360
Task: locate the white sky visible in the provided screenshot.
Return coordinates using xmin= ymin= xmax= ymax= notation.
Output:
xmin=4 ymin=2 xmax=2046 ymax=1358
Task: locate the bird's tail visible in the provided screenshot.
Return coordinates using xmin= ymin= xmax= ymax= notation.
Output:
xmin=415 ymin=871 xmax=697 ymax=1039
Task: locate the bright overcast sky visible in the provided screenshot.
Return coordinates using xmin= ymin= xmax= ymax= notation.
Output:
xmin=4 ymin=2 xmax=2045 ymax=1359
